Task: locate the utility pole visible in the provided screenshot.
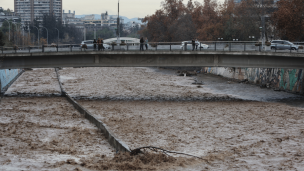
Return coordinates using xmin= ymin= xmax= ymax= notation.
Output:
xmin=84 ymin=27 xmax=86 ymax=41
xmin=261 ymin=0 xmax=265 ymax=51
xmin=55 ymin=28 xmax=59 ymax=45
xmin=41 ymin=27 xmax=48 ymax=45
xmin=117 ymin=0 xmax=120 ymax=45
xmin=33 ymin=26 xmax=39 ymax=46
xmin=94 ymin=24 xmax=96 ymax=39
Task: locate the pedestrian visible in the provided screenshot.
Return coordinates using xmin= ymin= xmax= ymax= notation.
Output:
xmin=195 ymin=38 xmax=199 ymax=50
xmin=93 ymin=39 xmax=97 ymax=51
xmin=140 ymin=37 xmax=144 ymax=51
xmin=192 ymin=39 xmax=195 ymax=51
xmin=97 ymin=38 xmax=101 ymax=51
xmin=145 ymin=37 xmax=148 ymax=50
xmin=101 ymin=38 xmax=105 ymax=51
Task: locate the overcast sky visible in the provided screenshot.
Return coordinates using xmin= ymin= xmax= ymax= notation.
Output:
xmin=2 ymin=0 xmax=224 ymax=18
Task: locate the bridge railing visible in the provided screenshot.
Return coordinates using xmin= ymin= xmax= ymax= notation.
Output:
xmin=1 ymin=41 xmax=303 ymax=54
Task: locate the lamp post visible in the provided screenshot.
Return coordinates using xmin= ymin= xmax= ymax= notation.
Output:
xmin=3 ymin=19 xmax=10 ymax=41
xmin=55 ymin=28 xmax=59 ymax=45
xmin=94 ymin=24 xmax=96 ymax=39
xmin=21 ymin=25 xmax=25 ymax=48
xmin=33 ymin=26 xmax=39 ymax=46
xmin=116 ymin=0 xmax=120 ymax=45
xmin=41 ymin=27 xmax=48 ymax=45
xmin=11 ymin=22 xmax=17 ymax=44
xmin=259 ymin=26 xmax=264 ymax=51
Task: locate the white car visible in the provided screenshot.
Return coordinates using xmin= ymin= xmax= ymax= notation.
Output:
xmin=80 ymin=40 xmax=111 ymax=50
xmin=180 ymin=41 xmax=209 ymax=50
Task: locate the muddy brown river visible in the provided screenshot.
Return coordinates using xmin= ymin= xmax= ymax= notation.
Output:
xmin=1 ymin=67 xmax=304 ymax=170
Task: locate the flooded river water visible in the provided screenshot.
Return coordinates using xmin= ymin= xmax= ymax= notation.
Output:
xmin=1 ymin=67 xmax=304 ymax=170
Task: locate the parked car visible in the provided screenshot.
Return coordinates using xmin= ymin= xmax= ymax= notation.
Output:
xmin=180 ymin=41 xmax=209 ymax=50
xmin=80 ymin=40 xmax=94 ymax=49
xmin=270 ymin=40 xmax=298 ymax=50
xmin=80 ymin=40 xmax=111 ymax=50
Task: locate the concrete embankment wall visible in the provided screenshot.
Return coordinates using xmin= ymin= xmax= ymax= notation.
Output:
xmin=0 ymin=69 xmax=22 ymax=90
xmin=203 ymin=67 xmax=304 ymax=94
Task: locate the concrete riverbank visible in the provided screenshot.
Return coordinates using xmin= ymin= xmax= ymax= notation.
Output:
xmin=203 ymin=67 xmax=304 ymax=94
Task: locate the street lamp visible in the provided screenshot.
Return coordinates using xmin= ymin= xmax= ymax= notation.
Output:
xmin=11 ymin=22 xmax=17 ymax=44
xmin=94 ymin=24 xmax=96 ymax=39
xmin=117 ymin=0 xmax=120 ymax=45
xmin=55 ymin=28 xmax=59 ymax=45
xmin=21 ymin=25 xmax=25 ymax=48
xmin=33 ymin=26 xmax=39 ymax=46
xmin=41 ymin=27 xmax=48 ymax=45
xmin=3 ymin=19 xmax=10 ymax=41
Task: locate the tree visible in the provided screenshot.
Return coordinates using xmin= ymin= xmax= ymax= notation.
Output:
xmin=273 ymin=0 xmax=304 ymax=41
xmin=0 ymin=31 xmax=5 ymax=46
xmin=192 ymin=0 xmax=222 ymax=41
xmin=142 ymin=0 xmax=197 ymax=42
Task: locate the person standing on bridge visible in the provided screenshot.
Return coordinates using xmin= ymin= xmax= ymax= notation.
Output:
xmin=145 ymin=37 xmax=148 ymax=51
xmin=140 ymin=37 xmax=144 ymax=51
xmin=195 ymin=38 xmax=199 ymax=50
xmin=97 ymin=38 xmax=101 ymax=51
xmin=101 ymin=38 xmax=105 ymax=51
xmin=93 ymin=39 xmax=97 ymax=51
xmin=192 ymin=39 xmax=195 ymax=51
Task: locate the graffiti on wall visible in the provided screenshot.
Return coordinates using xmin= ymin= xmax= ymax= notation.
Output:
xmin=203 ymin=67 xmax=304 ymax=94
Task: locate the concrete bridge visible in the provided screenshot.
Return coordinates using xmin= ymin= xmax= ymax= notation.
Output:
xmin=1 ymin=51 xmax=304 ymax=69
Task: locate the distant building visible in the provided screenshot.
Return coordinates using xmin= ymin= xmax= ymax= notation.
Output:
xmin=100 ymin=11 xmax=124 ymax=30
xmin=0 ymin=7 xmax=21 ymax=27
xmin=14 ymin=0 xmax=62 ymax=23
xmin=84 ymin=14 xmax=95 ymax=20
xmin=62 ymin=10 xmax=83 ymax=25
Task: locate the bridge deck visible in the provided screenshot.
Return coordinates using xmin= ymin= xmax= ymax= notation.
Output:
xmin=1 ymin=51 xmax=304 ymax=69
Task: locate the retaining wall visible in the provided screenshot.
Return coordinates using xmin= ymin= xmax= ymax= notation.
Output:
xmin=203 ymin=67 xmax=304 ymax=94
xmin=0 ymin=69 xmax=21 ymax=89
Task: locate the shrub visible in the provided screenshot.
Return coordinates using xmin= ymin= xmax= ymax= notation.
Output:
xmin=299 ymin=46 xmax=303 ymax=49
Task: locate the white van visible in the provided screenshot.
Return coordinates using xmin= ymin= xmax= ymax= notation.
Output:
xmin=180 ymin=41 xmax=209 ymax=50
xmin=80 ymin=40 xmax=111 ymax=49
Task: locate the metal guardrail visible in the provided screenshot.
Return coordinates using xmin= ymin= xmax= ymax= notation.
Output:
xmin=1 ymin=41 xmax=303 ymax=54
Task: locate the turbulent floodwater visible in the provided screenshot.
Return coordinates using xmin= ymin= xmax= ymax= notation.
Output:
xmin=1 ymin=67 xmax=304 ymax=170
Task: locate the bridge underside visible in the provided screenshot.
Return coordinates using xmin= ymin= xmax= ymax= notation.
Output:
xmin=1 ymin=51 xmax=304 ymax=69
